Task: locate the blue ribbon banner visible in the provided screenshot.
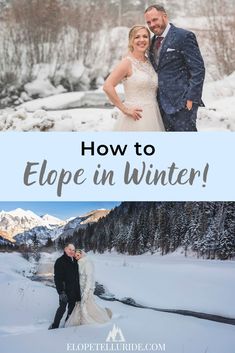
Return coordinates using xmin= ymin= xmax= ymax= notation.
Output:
xmin=0 ymin=132 xmax=234 ymax=201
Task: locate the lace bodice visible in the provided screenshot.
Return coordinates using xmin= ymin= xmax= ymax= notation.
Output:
xmin=123 ymin=56 xmax=158 ymax=105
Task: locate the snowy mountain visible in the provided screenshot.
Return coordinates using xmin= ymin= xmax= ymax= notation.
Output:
xmin=80 ymin=209 xmax=111 ymax=224
xmin=57 ymin=217 xmax=86 ymax=240
xmin=0 ymin=234 xmax=12 ymax=246
xmin=0 ymin=208 xmax=65 ymax=243
xmin=41 ymin=214 xmax=65 ymax=226
xmin=56 ymin=209 xmax=111 ymax=240
xmin=14 ymin=224 xmax=65 ymax=246
xmin=0 ymin=207 xmax=111 ymax=246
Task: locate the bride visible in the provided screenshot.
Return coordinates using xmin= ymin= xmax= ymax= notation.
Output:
xmin=65 ymin=250 xmax=112 ymax=327
xmin=103 ymin=25 xmax=165 ymax=131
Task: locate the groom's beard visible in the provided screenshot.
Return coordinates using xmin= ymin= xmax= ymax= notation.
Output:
xmin=151 ymin=22 xmax=167 ymax=36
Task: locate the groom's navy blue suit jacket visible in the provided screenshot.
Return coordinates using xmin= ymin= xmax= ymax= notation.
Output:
xmin=149 ymin=24 xmax=205 ymax=115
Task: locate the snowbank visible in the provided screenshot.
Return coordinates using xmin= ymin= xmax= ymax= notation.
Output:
xmin=24 ymin=79 xmax=66 ymax=98
xmin=0 ymin=72 xmax=234 ymax=131
xmin=91 ymin=252 xmax=235 ymax=317
xmin=197 ymin=72 xmax=235 ymax=130
xmin=203 ymin=72 xmax=235 ymax=104
xmin=0 ymin=252 xmax=235 ymax=353
xmin=19 ymin=85 xmax=124 ymax=111
xmin=0 ymin=107 xmax=116 ymax=131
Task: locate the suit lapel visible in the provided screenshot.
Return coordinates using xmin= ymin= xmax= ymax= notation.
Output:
xmin=149 ymin=35 xmax=157 ymax=71
xmin=158 ymin=24 xmax=176 ymax=68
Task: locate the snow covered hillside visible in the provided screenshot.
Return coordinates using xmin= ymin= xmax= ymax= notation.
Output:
xmin=0 ymin=208 xmax=65 ymax=243
xmin=79 ymin=209 xmax=111 ymax=225
xmin=0 ymin=251 xmax=235 ymax=353
xmin=197 ymin=72 xmax=235 ymax=131
xmin=56 ymin=209 xmax=111 ymax=241
xmin=0 ymin=208 xmax=111 ymax=245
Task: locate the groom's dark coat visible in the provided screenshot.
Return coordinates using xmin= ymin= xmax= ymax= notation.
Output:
xmin=149 ymin=24 xmax=205 ymax=115
xmin=54 ymin=252 xmax=81 ymax=302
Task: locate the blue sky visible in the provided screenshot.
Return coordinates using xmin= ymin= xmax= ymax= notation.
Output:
xmin=0 ymin=202 xmax=120 ymax=220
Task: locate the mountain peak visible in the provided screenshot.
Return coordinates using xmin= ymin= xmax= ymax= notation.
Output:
xmin=42 ymin=214 xmax=65 ymax=226
xmin=0 ymin=208 xmax=64 ymax=242
xmin=8 ymin=208 xmax=41 ymax=220
xmin=79 ymin=209 xmax=110 ymax=224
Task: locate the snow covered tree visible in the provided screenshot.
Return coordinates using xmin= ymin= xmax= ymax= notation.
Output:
xmin=31 ymin=233 xmax=40 ymax=262
xmin=10 ymin=0 xmax=62 ymax=63
xmin=200 ymin=220 xmax=219 ymax=259
xmin=199 ymin=0 xmax=235 ymax=76
xmin=45 ymin=237 xmax=53 ymax=248
xmin=113 ymin=224 xmax=129 ymax=253
xmin=127 ymin=220 xmax=145 ymax=255
xmin=145 ymin=207 xmax=158 ymax=253
xmin=59 ymin=202 xmax=235 ymax=260
xmin=217 ymin=230 xmax=234 ymax=260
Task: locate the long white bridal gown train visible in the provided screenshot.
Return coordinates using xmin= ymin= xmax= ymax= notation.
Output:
xmin=113 ymin=56 xmax=165 ymax=131
xmin=65 ymin=256 xmax=111 ymax=327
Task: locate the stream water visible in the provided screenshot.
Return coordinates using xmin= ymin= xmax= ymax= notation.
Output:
xmin=30 ymin=255 xmax=235 ymax=327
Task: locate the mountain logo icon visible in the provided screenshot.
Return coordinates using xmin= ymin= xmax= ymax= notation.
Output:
xmin=106 ymin=324 xmax=125 ymax=342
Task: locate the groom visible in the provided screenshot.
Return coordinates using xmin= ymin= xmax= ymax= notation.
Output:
xmin=49 ymin=243 xmax=81 ymax=329
xmin=145 ymin=4 xmax=205 ymax=131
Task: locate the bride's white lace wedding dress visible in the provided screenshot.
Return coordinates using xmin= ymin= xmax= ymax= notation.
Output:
xmin=113 ymin=56 xmax=165 ymax=131
xmin=65 ymin=256 xmax=111 ymax=327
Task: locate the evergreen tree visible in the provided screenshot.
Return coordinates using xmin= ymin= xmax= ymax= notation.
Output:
xmin=31 ymin=233 xmax=40 ymax=262
xmin=218 ymin=230 xmax=234 ymax=260
xmin=127 ymin=220 xmax=145 ymax=255
xmin=113 ymin=223 xmax=129 ymax=253
xmin=56 ymin=202 xmax=235 ymax=259
xmin=45 ymin=237 xmax=53 ymax=248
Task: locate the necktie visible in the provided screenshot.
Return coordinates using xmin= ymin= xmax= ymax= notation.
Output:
xmin=156 ymin=36 xmax=164 ymax=50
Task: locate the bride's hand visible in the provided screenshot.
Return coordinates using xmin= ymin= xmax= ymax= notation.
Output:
xmin=123 ymin=106 xmax=143 ymax=120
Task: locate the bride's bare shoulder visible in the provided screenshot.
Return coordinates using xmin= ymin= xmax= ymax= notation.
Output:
xmin=115 ymin=57 xmax=132 ymax=70
xmin=115 ymin=57 xmax=132 ymax=76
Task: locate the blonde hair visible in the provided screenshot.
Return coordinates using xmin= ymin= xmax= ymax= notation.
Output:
xmin=128 ymin=25 xmax=150 ymax=52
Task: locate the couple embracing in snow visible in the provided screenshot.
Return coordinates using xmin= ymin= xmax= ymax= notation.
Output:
xmin=103 ymin=4 xmax=205 ymax=132
xmin=49 ymin=243 xmax=111 ymax=329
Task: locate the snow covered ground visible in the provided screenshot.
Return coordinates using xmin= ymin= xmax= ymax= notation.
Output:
xmin=0 ymin=86 xmax=121 ymax=131
xmin=0 ymin=251 xmax=235 ymax=353
xmin=0 ymin=72 xmax=234 ymax=131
